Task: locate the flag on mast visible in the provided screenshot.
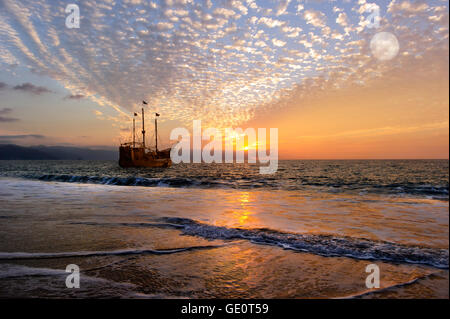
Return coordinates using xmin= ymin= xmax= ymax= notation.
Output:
xmin=134 ymin=112 xmax=138 ymax=116
xmin=155 ymin=113 xmax=160 ymax=117
xmin=142 ymin=100 xmax=148 ymax=105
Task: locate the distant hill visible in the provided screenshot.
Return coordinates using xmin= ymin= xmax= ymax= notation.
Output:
xmin=0 ymin=144 xmax=117 ymax=160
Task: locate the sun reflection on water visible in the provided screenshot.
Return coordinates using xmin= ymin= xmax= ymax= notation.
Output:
xmin=220 ymin=191 xmax=259 ymax=228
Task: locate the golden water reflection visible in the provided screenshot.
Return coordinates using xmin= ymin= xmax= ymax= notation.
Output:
xmin=220 ymin=191 xmax=259 ymax=228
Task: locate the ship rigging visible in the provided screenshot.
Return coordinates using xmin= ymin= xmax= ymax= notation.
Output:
xmin=119 ymin=101 xmax=171 ymax=168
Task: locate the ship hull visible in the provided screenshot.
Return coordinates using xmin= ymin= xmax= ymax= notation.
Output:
xmin=119 ymin=145 xmax=172 ymax=168
xmin=119 ymin=158 xmax=172 ymax=168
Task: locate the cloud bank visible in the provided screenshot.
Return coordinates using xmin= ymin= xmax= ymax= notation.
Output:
xmin=0 ymin=0 xmax=448 ymax=136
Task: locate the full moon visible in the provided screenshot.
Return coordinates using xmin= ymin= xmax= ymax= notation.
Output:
xmin=370 ymin=32 xmax=400 ymax=61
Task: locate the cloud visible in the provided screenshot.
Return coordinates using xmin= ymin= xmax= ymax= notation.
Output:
xmin=64 ymin=94 xmax=85 ymax=100
xmin=213 ymin=8 xmax=236 ymax=18
xmin=272 ymin=38 xmax=286 ymax=47
xmin=336 ymin=12 xmax=349 ymax=27
xmin=276 ymin=0 xmax=291 ymax=16
xmin=230 ymin=1 xmax=248 ymax=15
xmin=0 ymin=108 xmax=19 ymax=122
xmin=0 ymin=134 xmax=45 ymax=139
xmin=0 ymin=0 xmax=447 ymax=135
xmin=303 ymin=9 xmax=327 ymax=28
xmin=0 ymin=116 xmax=19 ymax=122
xmin=282 ymin=26 xmax=302 ymax=38
xmin=388 ymin=0 xmax=429 ymax=14
xmin=296 ymin=121 xmax=450 ymax=140
xmin=258 ymin=17 xmax=285 ymax=28
xmin=0 ymin=107 xmax=13 ymax=115
xmin=336 ymin=12 xmax=351 ymax=35
xmin=13 ymin=83 xmax=52 ymax=95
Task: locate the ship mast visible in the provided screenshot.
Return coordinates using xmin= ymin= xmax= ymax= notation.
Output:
xmin=131 ymin=115 xmax=136 ymax=161
xmin=141 ymin=107 xmax=146 ymax=149
xmin=132 ymin=117 xmax=135 ymax=148
xmin=155 ymin=114 xmax=158 ymax=152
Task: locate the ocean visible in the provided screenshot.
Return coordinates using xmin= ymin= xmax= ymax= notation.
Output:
xmin=0 ymin=160 xmax=448 ymax=298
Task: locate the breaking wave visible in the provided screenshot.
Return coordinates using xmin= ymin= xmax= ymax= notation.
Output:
xmin=165 ymin=217 xmax=449 ymax=268
xmin=22 ymin=174 xmax=448 ymax=199
xmin=71 ymin=218 xmax=449 ymax=269
xmin=0 ymin=244 xmax=224 ymax=260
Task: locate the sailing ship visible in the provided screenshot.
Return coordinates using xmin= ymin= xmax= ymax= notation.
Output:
xmin=119 ymin=101 xmax=172 ymax=168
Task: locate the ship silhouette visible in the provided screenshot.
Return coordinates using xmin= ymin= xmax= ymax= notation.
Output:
xmin=119 ymin=102 xmax=172 ymax=168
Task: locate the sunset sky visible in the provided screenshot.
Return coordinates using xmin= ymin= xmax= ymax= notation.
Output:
xmin=0 ymin=0 xmax=448 ymax=159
